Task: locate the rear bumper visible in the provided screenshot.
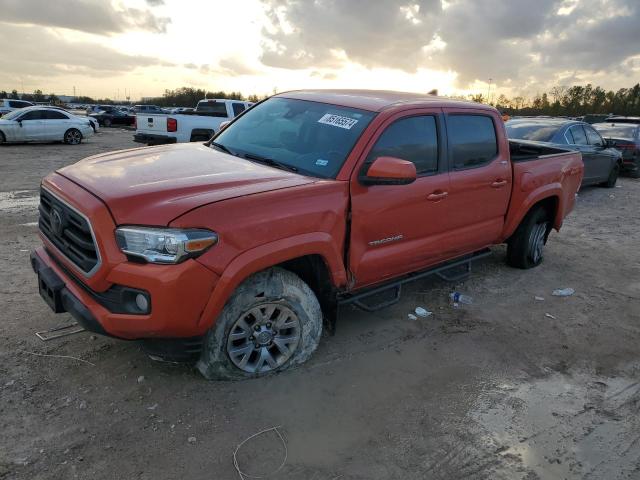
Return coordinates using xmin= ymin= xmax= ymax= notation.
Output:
xmin=133 ymin=133 xmax=176 ymax=145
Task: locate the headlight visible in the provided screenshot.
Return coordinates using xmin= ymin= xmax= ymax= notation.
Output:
xmin=115 ymin=227 xmax=218 ymax=264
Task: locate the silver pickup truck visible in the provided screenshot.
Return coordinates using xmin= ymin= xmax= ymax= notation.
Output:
xmin=133 ymin=99 xmax=253 ymax=145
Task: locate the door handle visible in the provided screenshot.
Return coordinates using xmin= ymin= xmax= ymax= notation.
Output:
xmin=491 ymin=179 xmax=508 ymax=188
xmin=427 ymin=191 xmax=448 ymax=201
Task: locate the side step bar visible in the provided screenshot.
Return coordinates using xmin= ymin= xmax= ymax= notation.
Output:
xmin=338 ymin=249 xmax=492 ymax=312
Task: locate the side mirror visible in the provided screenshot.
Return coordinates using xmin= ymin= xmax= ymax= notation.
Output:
xmin=361 ymin=156 xmax=417 ymax=186
xmin=17 ymin=119 xmax=23 ymax=127
xmin=218 ymin=120 xmax=231 ymax=132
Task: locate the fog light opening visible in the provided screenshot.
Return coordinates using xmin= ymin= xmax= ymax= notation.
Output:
xmin=135 ymin=293 xmax=149 ymax=312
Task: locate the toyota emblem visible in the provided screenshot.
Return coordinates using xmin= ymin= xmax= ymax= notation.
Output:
xmin=51 ymin=209 xmax=64 ymax=236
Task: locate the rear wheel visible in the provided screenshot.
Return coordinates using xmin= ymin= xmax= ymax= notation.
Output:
xmin=63 ymin=128 xmax=82 ymax=145
xmin=197 ymin=268 xmax=322 ymax=380
xmin=627 ymin=159 xmax=640 ymax=178
xmin=601 ymin=162 xmax=619 ymax=188
xmin=103 ymin=118 xmax=112 ymax=127
xmin=507 ymin=207 xmax=550 ymax=269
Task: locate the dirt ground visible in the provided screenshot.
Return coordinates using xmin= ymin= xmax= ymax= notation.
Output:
xmin=1 ymin=129 xmax=639 ymax=480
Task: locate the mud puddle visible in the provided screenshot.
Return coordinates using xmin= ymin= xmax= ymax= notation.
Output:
xmin=470 ymin=368 xmax=640 ymax=478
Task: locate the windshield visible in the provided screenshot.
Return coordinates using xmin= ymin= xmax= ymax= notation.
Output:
xmin=505 ymin=121 xmax=561 ymax=142
xmin=2 ymin=109 xmax=28 ymax=120
xmin=593 ymin=124 xmax=638 ymax=140
xmin=212 ymin=97 xmax=376 ymax=178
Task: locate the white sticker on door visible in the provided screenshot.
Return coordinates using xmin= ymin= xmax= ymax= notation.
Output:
xmin=318 ymin=113 xmax=358 ymax=130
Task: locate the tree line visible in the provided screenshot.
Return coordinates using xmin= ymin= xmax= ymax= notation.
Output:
xmin=0 ymin=87 xmax=263 ymax=106
xmin=467 ymin=83 xmax=640 ymax=117
xmin=2 ymin=83 xmax=640 ymax=116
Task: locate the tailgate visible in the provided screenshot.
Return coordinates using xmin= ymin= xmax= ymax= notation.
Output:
xmin=136 ymin=114 xmax=168 ymax=134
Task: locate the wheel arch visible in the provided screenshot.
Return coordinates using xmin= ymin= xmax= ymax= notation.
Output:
xmin=503 ymin=191 xmax=561 ymax=242
xmin=197 ymin=233 xmax=347 ymax=330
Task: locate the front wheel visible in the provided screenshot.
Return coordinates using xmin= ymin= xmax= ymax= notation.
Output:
xmin=0 ymin=131 xmax=5 ymax=144
xmin=63 ymin=128 xmax=82 ymax=145
xmin=197 ymin=268 xmax=322 ymax=380
xmin=602 ymin=162 xmax=619 ymax=188
xmin=506 ymin=207 xmax=550 ymax=269
xmin=103 ymin=118 xmax=112 ymax=127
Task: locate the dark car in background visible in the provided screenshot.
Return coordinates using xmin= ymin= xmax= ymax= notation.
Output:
xmin=582 ymin=114 xmax=612 ymax=124
xmin=593 ymin=122 xmax=640 ymax=178
xmin=604 ymin=116 xmax=640 ymax=125
xmin=132 ymin=105 xmax=164 ymax=114
xmin=506 ymin=118 xmax=622 ymax=187
xmin=89 ymin=107 xmax=135 ymax=127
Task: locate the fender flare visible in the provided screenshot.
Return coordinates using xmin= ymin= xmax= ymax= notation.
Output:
xmin=502 ymin=183 xmax=564 ymax=240
xmin=197 ymin=232 xmax=347 ymax=329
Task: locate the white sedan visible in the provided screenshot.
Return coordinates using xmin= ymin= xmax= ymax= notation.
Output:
xmin=0 ymin=106 xmax=94 ymax=145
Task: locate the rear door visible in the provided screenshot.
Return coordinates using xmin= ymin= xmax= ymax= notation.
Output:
xmin=565 ymin=124 xmax=600 ymax=183
xmin=42 ymin=110 xmax=72 ymax=140
xmin=441 ymin=109 xmax=512 ymax=254
xmin=584 ymin=124 xmax=617 ymax=180
xmin=349 ymin=109 xmax=452 ymax=287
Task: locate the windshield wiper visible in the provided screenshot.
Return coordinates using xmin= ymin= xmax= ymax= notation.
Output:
xmin=243 ymin=153 xmax=298 ymax=173
xmin=210 ymin=141 xmax=236 ymax=156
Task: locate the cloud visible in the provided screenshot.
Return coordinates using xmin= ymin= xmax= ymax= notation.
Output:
xmin=0 ymin=24 xmax=172 ymax=82
xmin=258 ymin=0 xmax=640 ymax=89
xmin=217 ymin=57 xmax=259 ymax=76
xmin=0 ymin=0 xmax=171 ymax=35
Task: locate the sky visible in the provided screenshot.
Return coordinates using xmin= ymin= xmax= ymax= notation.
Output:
xmin=0 ymin=0 xmax=639 ymax=101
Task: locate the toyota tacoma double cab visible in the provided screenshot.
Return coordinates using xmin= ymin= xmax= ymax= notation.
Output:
xmin=31 ymin=90 xmax=584 ymax=380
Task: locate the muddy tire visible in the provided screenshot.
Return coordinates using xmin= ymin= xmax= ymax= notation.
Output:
xmin=63 ymin=128 xmax=82 ymax=145
xmin=197 ymin=268 xmax=322 ymax=380
xmin=601 ymin=162 xmax=619 ymax=188
xmin=506 ymin=207 xmax=550 ymax=269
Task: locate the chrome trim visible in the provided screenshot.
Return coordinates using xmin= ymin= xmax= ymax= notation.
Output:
xmin=40 ymin=186 xmax=102 ymax=278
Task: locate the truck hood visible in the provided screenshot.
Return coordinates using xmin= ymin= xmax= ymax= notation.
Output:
xmin=57 ymin=143 xmax=316 ymax=225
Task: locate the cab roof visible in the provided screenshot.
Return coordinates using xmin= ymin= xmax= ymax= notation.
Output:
xmin=275 ymin=89 xmax=496 ymax=113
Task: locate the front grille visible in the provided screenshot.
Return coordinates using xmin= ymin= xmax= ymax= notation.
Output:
xmin=38 ymin=188 xmax=99 ymax=275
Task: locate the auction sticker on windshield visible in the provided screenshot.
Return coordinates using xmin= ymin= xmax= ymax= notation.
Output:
xmin=318 ymin=113 xmax=359 ymax=130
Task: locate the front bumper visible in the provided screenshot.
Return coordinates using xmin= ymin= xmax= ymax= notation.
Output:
xmin=31 ymin=247 xmax=219 ymax=340
xmin=133 ymin=133 xmax=176 ymax=145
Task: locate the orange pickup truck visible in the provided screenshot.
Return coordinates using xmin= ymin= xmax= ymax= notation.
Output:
xmin=31 ymin=90 xmax=583 ymax=379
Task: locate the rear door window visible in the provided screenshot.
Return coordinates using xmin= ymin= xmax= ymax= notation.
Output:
xmin=232 ymin=103 xmax=246 ymax=116
xmin=584 ymin=125 xmax=604 ymax=146
xmin=567 ymin=125 xmax=588 ymax=145
xmin=43 ymin=110 xmax=69 ymax=120
xmin=448 ymin=115 xmax=498 ymax=169
xmin=365 ymin=115 xmax=439 ymax=175
xmin=9 ymin=100 xmax=30 ymax=108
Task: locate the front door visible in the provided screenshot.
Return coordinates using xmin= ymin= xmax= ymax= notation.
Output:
xmin=19 ymin=110 xmax=47 ymax=141
xmin=349 ymin=110 xmax=453 ymax=288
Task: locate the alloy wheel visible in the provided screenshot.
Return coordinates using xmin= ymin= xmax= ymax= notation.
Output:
xmin=226 ymin=303 xmax=301 ymax=374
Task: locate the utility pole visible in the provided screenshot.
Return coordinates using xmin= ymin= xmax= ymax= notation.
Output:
xmin=487 ymin=78 xmax=493 ymax=104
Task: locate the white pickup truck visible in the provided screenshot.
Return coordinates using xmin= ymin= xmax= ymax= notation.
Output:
xmin=133 ymin=98 xmax=253 ymax=145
